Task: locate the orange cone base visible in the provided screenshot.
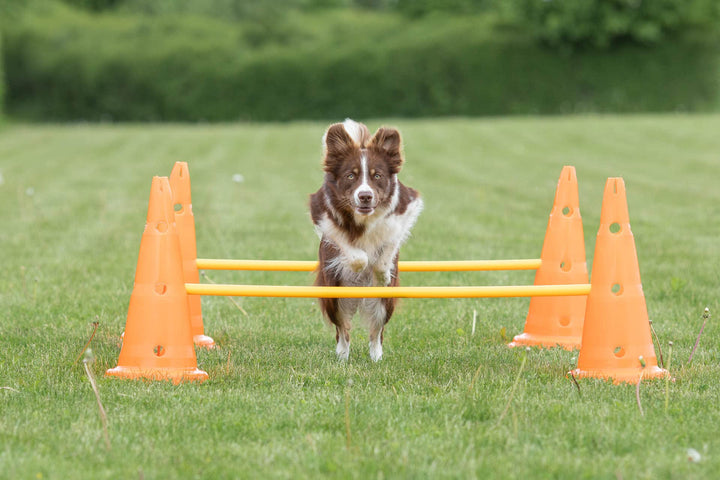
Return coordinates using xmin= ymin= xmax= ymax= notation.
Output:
xmin=106 ymin=365 xmax=208 ymax=384
xmin=509 ymin=332 xmax=581 ymax=351
xmin=570 ymin=365 xmax=668 ymax=385
xmin=193 ymin=334 xmax=216 ymax=349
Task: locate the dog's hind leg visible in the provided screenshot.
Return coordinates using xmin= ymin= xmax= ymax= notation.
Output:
xmin=323 ymin=298 xmax=357 ymax=361
xmin=367 ymin=260 xmax=399 ymax=361
xmin=336 ymin=325 xmax=351 ymax=361
xmin=316 ymin=241 xmax=356 ymax=360
xmin=364 ymin=297 xmax=395 ymax=362
xmin=368 ymin=326 xmax=384 ymax=362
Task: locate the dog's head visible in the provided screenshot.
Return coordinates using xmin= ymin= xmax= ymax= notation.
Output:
xmin=322 ymin=119 xmax=403 ymax=218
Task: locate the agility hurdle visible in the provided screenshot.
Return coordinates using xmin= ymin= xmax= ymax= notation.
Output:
xmin=194 ymin=258 xmax=543 ymax=272
xmin=185 ymin=165 xmax=589 ymax=350
xmin=107 ymin=163 xmax=667 ymax=385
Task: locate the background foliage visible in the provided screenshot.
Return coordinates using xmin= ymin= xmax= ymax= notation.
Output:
xmin=0 ymin=32 xmax=4 ymax=120
xmin=0 ymin=0 xmax=719 ymax=122
xmin=55 ymin=0 xmax=720 ymax=48
xmin=512 ymin=0 xmax=720 ymax=49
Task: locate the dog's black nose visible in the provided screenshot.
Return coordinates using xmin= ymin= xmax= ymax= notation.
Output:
xmin=358 ymin=192 xmax=373 ymax=204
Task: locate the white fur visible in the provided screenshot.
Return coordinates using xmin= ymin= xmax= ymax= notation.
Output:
xmin=369 ymin=337 xmax=383 ymax=362
xmin=317 ymin=216 xmax=369 ymax=273
xmin=364 ymin=298 xmax=386 ymax=362
xmin=317 ymin=194 xmax=423 ymax=282
xmin=336 ymin=334 xmax=350 ymax=360
xmin=353 ymin=152 xmax=373 ymax=208
xmin=343 ymin=118 xmax=365 ymax=146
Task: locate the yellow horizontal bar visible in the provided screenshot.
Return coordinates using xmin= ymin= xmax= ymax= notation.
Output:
xmin=185 ymin=283 xmax=590 ymax=299
xmin=399 ymin=259 xmax=542 ymax=272
xmin=195 ymin=258 xmax=542 ymax=272
xmin=197 ymin=259 xmax=316 ymax=272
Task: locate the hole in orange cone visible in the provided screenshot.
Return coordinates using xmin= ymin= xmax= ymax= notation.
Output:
xmin=153 ymin=345 xmax=166 ymax=357
xmin=560 ymin=261 xmax=571 ymax=272
xmin=154 ymin=283 xmax=168 ymax=295
xmin=173 ymin=203 xmax=184 ymax=214
xmin=613 ymin=346 xmax=625 ymax=358
xmin=156 ymin=221 xmax=168 ymax=233
xmin=609 ymin=222 xmax=622 ymax=234
xmin=611 ymin=283 xmax=623 ymax=296
xmin=562 ymin=206 xmax=573 ymax=216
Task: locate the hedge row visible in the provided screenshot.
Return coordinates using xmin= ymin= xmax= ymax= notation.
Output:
xmin=3 ymin=8 xmax=719 ymax=122
xmin=0 ymin=33 xmax=4 ymax=120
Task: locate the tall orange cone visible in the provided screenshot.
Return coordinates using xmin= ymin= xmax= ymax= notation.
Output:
xmin=169 ymin=162 xmax=215 ymax=348
xmin=106 ymin=176 xmax=208 ymax=383
xmin=570 ymin=178 xmax=667 ymax=383
xmin=510 ymin=166 xmax=588 ymax=350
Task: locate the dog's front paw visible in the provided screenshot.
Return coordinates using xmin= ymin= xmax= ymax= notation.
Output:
xmin=348 ymin=250 xmax=368 ymax=272
xmin=374 ymin=257 xmax=393 ymax=286
xmin=374 ymin=268 xmax=392 ymax=286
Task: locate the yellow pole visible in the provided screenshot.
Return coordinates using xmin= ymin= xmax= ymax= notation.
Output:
xmin=185 ymin=283 xmax=590 ymax=299
xmin=195 ymin=258 xmax=542 ymax=272
xmin=196 ymin=259 xmax=316 ymax=272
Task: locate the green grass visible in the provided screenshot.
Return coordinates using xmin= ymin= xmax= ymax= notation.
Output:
xmin=1 ymin=115 xmax=719 ymax=479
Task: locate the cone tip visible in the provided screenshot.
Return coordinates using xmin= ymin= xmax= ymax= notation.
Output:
xmin=147 ymin=176 xmax=174 ymax=225
xmin=151 ymin=175 xmax=170 ymax=191
xmin=170 ymin=162 xmax=189 ymax=180
xmin=604 ymin=177 xmax=626 ymax=196
xmin=169 ymin=163 xmax=191 ymax=203
xmin=553 ymin=166 xmax=580 ymax=209
xmin=600 ymin=177 xmax=630 ymax=225
xmin=560 ymin=166 xmax=577 ymax=183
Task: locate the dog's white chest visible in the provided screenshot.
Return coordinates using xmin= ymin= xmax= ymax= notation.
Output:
xmin=357 ymin=196 xmax=423 ymax=258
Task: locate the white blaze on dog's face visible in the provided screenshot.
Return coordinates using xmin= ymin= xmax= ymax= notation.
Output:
xmin=322 ymin=119 xmax=404 ymax=219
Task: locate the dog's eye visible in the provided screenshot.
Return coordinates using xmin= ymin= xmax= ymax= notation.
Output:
xmin=347 ymin=173 xmax=355 ymax=180
xmin=374 ymin=173 xmax=382 ymax=180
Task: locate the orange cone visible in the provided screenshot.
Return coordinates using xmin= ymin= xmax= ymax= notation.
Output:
xmin=169 ymin=162 xmax=215 ymax=348
xmin=106 ymin=176 xmax=208 ymax=384
xmin=570 ymin=178 xmax=667 ymax=383
xmin=510 ymin=166 xmax=588 ymax=350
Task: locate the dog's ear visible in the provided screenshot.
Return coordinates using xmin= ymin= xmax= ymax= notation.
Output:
xmin=322 ymin=123 xmax=355 ymax=173
xmin=370 ymin=127 xmax=404 ymax=174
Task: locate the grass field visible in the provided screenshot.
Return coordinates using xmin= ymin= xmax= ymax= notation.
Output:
xmin=1 ymin=115 xmax=719 ymax=479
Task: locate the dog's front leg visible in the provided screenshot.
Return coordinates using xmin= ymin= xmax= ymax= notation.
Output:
xmin=344 ymin=247 xmax=369 ymax=273
xmin=322 ymin=235 xmax=368 ymax=273
xmin=373 ymin=243 xmax=399 ymax=286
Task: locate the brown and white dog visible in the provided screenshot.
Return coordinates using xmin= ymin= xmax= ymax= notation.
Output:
xmin=310 ymin=119 xmax=423 ymax=361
